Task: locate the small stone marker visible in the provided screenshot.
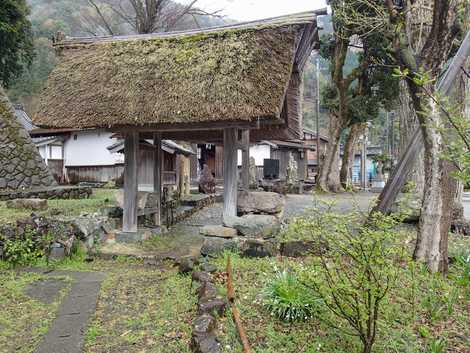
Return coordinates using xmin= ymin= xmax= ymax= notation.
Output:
xmin=6 ymin=198 xmax=48 ymax=210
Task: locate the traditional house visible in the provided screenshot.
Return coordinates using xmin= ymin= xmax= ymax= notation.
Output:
xmin=192 ymin=140 xmax=313 ymax=183
xmin=108 ymin=139 xmax=194 ymax=189
xmin=15 ymin=106 xmax=193 ymax=186
xmin=33 ymin=10 xmax=324 ymax=234
xmin=302 ymin=127 xmax=329 ymax=178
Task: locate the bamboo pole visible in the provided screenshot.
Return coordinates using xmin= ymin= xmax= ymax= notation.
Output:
xmin=226 ymin=256 xmax=252 ymax=353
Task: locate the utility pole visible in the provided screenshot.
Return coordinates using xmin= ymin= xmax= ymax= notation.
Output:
xmin=316 ymin=57 xmax=321 ymax=181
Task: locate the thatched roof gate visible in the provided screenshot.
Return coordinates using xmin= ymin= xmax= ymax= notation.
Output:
xmin=32 ymin=10 xmax=324 ymax=235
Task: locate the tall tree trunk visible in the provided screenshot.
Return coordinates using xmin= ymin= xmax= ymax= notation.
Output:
xmin=340 ymin=123 xmax=366 ymax=190
xmin=329 ymin=143 xmax=342 ymax=192
xmin=413 ymin=94 xmax=443 ymax=273
xmin=317 ymin=114 xmax=343 ymax=192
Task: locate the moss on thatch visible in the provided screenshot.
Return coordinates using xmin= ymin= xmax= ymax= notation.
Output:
xmin=33 ymin=25 xmax=303 ymax=129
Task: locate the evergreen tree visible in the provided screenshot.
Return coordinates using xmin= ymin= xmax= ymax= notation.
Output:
xmin=0 ymin=0 xmax=34 ymax=88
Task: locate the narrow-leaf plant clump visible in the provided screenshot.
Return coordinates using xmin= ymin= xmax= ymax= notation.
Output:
xmin=263 ymin=269 xmax=322 ymax=322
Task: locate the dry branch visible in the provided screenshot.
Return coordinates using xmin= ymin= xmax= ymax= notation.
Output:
xmin=226 ymin=256 xmax=252 ymax=353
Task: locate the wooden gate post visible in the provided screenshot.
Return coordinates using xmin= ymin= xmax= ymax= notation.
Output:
xmin=153 ymin=133 xmax=162 ymax=227
xmin=223 ymin=128 xmax=238 ymax=220
xmin=123 ymin=131 xmax=138 ymax=233
xmin=241 ymin=129 xmax=250 ymax=191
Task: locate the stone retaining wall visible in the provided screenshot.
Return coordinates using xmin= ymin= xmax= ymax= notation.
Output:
xmin=0 ymin=87 xmax=56 ymax=191
xmin=0 ymin=186 xmax=92 ymax=201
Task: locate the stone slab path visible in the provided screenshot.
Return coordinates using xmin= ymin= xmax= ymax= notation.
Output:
xmin=28 ymin=269 xmax=105 ymax=353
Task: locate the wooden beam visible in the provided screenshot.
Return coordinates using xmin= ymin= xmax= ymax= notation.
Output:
xmin=373 ymin=30 xmax=470 ymax=213
xmin=153 ymin=133 xmax=162 ymax=227
xmin=123 ymin=131 xmax=138 ymax=233
xmin=110 ymin=119 xmax=277 ymax=134
xmin=241 ymin=130 xmax=250 ymax=191
xmin=223 ymin=128 xmax=238 ymax=220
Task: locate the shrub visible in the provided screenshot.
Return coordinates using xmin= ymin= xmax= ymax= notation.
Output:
xmin=298 ymin=203 xmax=407 ymax=353
xmin=2 ymin=229 xmax=45 ymax=267
xmin=263 ymin=269 xmax=321 ymax=322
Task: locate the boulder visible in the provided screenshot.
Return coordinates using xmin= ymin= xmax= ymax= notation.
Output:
xmin=198 ymin=298 xmax=226 ymax=317
xmin=198 ymin=281 xmax=218 ymax=302
xmin=200 ymin=237 xmax=238 ymax=257
xmin=239 ymin=238 xmax=278 ymax=257
xmin=178 ymin=256 xmax=197 ymax=274
xmin=191 ymin=333 xmax=221 ymax=353
xmin=224 ymin=215 xmax=280 ymax=238
xmin=237 ymin=191 xmax=285 ymax=216
xmin=6 ymin=198 xmax=47 ymax=211
xmin=200 ymin=225 xmax=237 ymax=238
xmin=72 ymin=216 xmax=109 ymax=250
xmin=192 ymin=313 xmax=217 ymax=336
xmin=451 ymin=218 xmax=470 ymax=236
xmin=201 ymin=263 xmax=217 ymax=273
xmin=192 ymin=271 xmax=213 ymax=284
xmin=280 ymin=240 xmax=316 ymax=257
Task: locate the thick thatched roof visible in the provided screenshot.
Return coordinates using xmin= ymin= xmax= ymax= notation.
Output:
xmin=33 ymin=10 xmax=324 ymax=140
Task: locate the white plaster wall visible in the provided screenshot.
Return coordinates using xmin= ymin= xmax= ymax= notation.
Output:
xmin=38 ymin=145 xmax=47 ymax=160
xmin=64 ymin=130 xmax=123 ymax=166
xmin=237 ymin=144 xmax=271 ymax=166
xmin=50 ymin=145 xmax=62 ymax=159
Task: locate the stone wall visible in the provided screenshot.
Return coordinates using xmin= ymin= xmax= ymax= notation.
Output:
xmin=0 ymin=87 xmax=56 ymax=190
xmin=0 ymin=186 xmax=92 ymax=201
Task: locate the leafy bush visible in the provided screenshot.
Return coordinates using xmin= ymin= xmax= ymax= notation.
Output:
xmin=296 ymin=202 xmax=407 ymax=353
xmin=2 ymin=230 xmax=45 ymax=267
xmin=263 ymin=269 xmax=321 ymax=322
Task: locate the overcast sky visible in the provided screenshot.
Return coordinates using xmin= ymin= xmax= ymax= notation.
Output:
xmin=184 ymin=0 xmax=328 ymax=22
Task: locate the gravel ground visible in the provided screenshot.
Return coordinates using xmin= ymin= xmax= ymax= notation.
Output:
xmin=179 ymin=191 xmax=376 ymax=226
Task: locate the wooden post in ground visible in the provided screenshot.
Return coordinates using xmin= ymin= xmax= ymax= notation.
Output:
xmin=153 ymin=133 xmax=162 ymax=227
xmin=123 ymin=131 xmax=138 ymax=233
xmin=223 ymin=128 xmax=238 ymax=220
xmin=241 ymin=129 xmax=250 ymax=191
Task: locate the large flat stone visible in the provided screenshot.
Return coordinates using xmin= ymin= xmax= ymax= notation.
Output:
xmin=200 ymin=237 xmax=238 ymax=257
xmin=200 ymin=225 xmax=237 ymax=238
xmin=6 ymin=198 xmax=48 ymax=210
xmin=237 ymin=190 xmax=285 ymax=215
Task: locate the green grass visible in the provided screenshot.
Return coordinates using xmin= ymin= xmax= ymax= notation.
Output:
xmin=81 ymin=261 xmax=196 ymax=353
xmin=0 ymin=271 xmax=71 ymax=353
xmin=209 ymin=240 xmax=470 ymax=353
xmin=0 ymin=188 xmax=117 ymax=225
